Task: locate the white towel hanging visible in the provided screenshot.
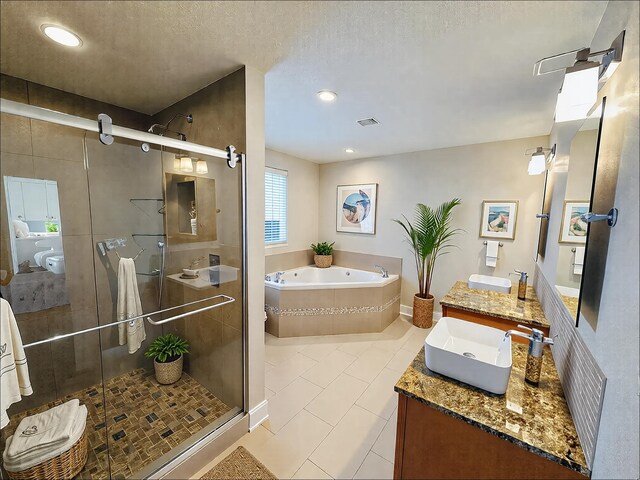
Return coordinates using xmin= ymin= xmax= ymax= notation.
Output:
xmin=117 ymin=258 xmax=146 ymax=354
xmin=485 ymin=241 xmax=500 ymax=267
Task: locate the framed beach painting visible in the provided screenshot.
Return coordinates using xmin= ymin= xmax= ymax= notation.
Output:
xmin=336 ymin=183 xmax=377 ymax=234
xmin=559 ymin=201 xmax=589 ymax=244
xmin=480 ymin=200 xmax=518 ymax=240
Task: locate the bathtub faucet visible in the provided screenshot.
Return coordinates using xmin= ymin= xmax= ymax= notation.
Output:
xmin=374 ymin=265 xmax=389 ymax=278
xmin=275 ymin=271 xmax=285 ymax=283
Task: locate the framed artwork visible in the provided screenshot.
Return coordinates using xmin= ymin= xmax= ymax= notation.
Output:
xmin=336 ymin=183 xmax=377 ymax=234
xmin=479 ymin=200 xmax=518 ymax=240
xmin=559 ymin=201 xmax=589 ymax=244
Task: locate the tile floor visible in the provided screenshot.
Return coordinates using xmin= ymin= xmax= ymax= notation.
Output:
xmin=1 ymin=369 xmax=231 ymax=479
xmin=193 ymin=315 xmax=432 ymax=479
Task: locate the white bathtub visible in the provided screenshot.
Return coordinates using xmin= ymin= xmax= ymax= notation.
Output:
xmin=265 ymin=265 xmax=398 ymax=290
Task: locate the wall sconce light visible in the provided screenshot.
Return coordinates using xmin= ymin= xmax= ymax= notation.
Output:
xmin=534 ymin=31 xmax=625 ymax=123
xmin=525 ymin=145 xmax=556 ymax=175
xmin=174 ymin=154 xmax=193 ymax=173
xmin=195 ymin=159 xmax=208 ymax=174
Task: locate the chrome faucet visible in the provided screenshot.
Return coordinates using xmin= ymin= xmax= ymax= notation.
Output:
xmin=374 ymin=265 xmax=389 ymax=278
xmin=274 ymin=271 xmax=285 ymax=283
xmin=505 ymin=325 xmax=554 ymax=386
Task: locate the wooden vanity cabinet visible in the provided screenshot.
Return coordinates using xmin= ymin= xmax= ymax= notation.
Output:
xmin=394 ymin=394 xmax=586 ymax=480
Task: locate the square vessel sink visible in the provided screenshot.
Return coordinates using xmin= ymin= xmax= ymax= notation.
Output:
xmin=468 ymin=274 xmax=512 ymax=294
xmin=425 ymin=317 xmax=512 ymax=394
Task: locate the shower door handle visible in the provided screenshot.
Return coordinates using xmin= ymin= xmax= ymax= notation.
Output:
xmin=146 ymin=294 xmax=235 ymax=325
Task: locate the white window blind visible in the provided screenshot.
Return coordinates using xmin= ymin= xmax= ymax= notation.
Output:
xmin=265 ymin=167 xmax=287 ymax=245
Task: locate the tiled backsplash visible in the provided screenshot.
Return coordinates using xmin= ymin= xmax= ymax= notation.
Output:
xmin=265 ymin=249 xmax=402 ymax=276
xmin=534 ymin=264 xmax=606 ymax=468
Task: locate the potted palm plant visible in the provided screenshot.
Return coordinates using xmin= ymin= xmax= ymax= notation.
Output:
xmin=144 ymin=333 xmax=189 ymax=385
xmin=311 ymin=241 xmax=335 ymax=268
xmin=394 ymin=199 xmax=463 ymax=328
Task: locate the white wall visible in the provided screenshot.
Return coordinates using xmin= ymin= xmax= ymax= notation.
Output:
xmin=318 ymin=136 xmax=548 ymax=307
xmin=265 ymin=149 xmax=319 ymax=255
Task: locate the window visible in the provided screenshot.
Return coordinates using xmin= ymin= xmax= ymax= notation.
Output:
xmin=265 ymin=167 xmax=287 ymax=245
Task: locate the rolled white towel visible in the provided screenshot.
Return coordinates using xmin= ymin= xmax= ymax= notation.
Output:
xmin=3 ymin=405 xmax=87 ymax=472
xmin=4 ymin=399 xmax=80 ymax=460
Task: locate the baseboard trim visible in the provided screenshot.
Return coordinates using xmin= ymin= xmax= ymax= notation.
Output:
xmin=400 ymin=303 xmax=442 ymax=322
xmin=248 ymin=400 xmax=269 ymax=432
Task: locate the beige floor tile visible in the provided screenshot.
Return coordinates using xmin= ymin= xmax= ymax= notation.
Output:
xmin=386 ymin=347 xmax=421 ymax=373
xmin=265 ymin=386 xmax=276 ymax=400
xmin=248 ymin=410 xmax=332 ymax=479
xmin=264 ymin=377 xmax=322 ymax=433
xmin=265 ymin=353 xmax=317 ymax=392
xmin=265 ymin=341 xmax=303 ymax=366
xmin=309 ymin=405 xmax=386 ymax=479
xmin=344 ymin=347 xmax=395 ymax=383
xmin=353 ymin=451 xmax=394 ymax=480
xmin=371 ymin=409 xmax=398 ymax=463
xmin=300 ymin=341 xmax=343 ymax=361
xmin=292 ymin=460 xmax=333 ymax=479
xmin=305 ymin=373 xmax=369 ymax=426
xmin=355 ymin=368 xmax=400 ymax=420
xmin=302 ymin=349 xmax=357 ymax=388
xmin=400 ymin=326 xmax=431 ymax=353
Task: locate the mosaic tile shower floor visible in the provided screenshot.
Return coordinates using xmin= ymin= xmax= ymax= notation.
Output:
xmin=1 ymin=369 xmax=232 ymax=479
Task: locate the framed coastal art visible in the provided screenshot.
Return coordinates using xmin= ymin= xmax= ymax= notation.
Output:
xmin=479 ymin=200 xmax=518 ymax=240
xmin=336 ymin=183 xmax=378 ymax=234
xmin=559 ymin=201 xmax=589 ymax=244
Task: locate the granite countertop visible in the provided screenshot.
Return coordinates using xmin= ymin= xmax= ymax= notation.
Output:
xmin=560 ymin=295 xmax=579 ymax=319
xmin=440 ymin=281 xmax=550 ymax=328
xmin=394 ymin=343 xmax=589 ymax=476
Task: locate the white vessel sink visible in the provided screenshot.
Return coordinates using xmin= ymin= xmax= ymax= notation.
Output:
xmin=424 ymin=317 xmax=512 ymax=394
xmin=468 ymin=274 xmax=512 ymax=294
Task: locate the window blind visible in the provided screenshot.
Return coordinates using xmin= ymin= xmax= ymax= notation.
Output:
xmin=265 ymin=167 xmax=287 ymax=245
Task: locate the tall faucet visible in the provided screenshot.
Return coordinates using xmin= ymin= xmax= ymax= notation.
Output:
xmin=274 ymin=271 xmax=285 ymax=283
xmin=374 ymin=265 xmax=389 ymax=278
xmin=505 ymin=324 xmax=554 ymax=386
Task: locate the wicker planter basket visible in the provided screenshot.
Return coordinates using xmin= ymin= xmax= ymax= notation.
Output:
xmin=6 ymin=430 xmax=88 ymax=480
xmin=154 ymin=355 xmax=183 ymax=385
xmin=314 ymin=255 xmax=332 ymax=268
xmin=413 ymin=294 xmax=434 ymax=329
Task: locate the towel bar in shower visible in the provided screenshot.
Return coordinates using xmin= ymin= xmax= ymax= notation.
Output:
xmin=22 ymin=295 xmax=235 ymax=349
xmin=146 ymin=295 xmax=235 ymax=325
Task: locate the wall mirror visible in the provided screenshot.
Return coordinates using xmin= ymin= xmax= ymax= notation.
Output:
xmin=1 ymin=175 xmax=69 ymax=313
xmin=554 ymin=101 xmax=604 ymax=320
xmin=164 ymin=172 xmax=217 ymax=245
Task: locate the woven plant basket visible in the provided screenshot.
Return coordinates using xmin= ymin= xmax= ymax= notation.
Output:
xmin=6 ymin=430 xmax=87 ymax=480
xmin=314 ymin=255 xmax=332 ymax=268
xmin=154 ymin=355 xmax=183 ymax=385
xmin=413 ymin=294 xmax=434 ymax=329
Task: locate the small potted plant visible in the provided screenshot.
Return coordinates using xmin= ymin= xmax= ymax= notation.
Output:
xmin=311 ymin=241 xmax=335 ymax=268
xmin=144 ymin=333 xmax=189 ymax=385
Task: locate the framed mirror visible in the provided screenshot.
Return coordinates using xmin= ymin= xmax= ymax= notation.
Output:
xmin=554 ymin=100 xmax=605 ymax=320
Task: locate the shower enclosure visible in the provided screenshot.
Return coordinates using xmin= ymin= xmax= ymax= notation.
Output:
xmin=0 ymin=99 xmax=246 ymax=479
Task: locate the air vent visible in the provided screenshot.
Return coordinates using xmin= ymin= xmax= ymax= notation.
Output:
xmin=357 ymin=118 xmax=380 ymax=127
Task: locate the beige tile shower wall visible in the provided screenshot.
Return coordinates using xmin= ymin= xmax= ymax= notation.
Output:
xmin=318 ymin=136 xmax=548 ymax=309
xmin=332 ymin=250 xmax=402 ymax=276
xmin=265 ymin=249 xmax=314 ymax=273
xmin=533 ymin=265 xmax=606 ymax=468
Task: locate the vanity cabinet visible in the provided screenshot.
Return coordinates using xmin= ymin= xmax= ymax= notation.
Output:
xmin=6 ymin=178 xmax=59 ymax=221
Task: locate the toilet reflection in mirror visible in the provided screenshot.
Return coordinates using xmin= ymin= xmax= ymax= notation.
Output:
xmin=555 ymin=103 xmax=604 ymax=319
xmin=1 ymin=176 xmax=69 ymax=313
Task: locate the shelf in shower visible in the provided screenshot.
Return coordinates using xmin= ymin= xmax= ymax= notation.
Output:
xmin=131 ymin=233 xmax=166 ymax=237
xmin=129 ymin=198 xmax=164 ymax=202
xmin=137 ymin=270 xmax=160 ymax=277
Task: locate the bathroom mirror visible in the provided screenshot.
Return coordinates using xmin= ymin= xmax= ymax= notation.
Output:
xmin=554 ymin=101 xmax=604 ymax=319
xmin=164 ymin=173 xmax=217 ymax=244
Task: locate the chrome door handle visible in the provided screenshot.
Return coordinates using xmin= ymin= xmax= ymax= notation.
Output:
xmin=536 ymin=213 xmax=550 ymax=220
xmin=146 ymin=294 xmax=235 ymax=325
xmin=581 ymin=208 xmax=618 ymax=227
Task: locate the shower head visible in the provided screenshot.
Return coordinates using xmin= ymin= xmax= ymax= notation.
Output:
xmin=147 ymin=113 xmax=192 ymax=137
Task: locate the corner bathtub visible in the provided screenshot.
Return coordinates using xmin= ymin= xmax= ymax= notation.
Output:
xmin=265 ymin=266 xmax=401 ymax=337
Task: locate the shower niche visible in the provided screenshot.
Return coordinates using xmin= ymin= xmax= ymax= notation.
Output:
xmin=164 ymin=173 xmax=217 ymax=244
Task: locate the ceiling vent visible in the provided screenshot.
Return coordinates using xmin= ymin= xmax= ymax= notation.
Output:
xmin=357 ymin=118 xmax=380 ymax=127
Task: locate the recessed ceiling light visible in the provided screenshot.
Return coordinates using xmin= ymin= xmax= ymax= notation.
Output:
xmin=317 ymin=90 xmax=337 ymax=102
xmin=41 ymin=25 xmax=82 ymax=47
xmin=345 ymin=148 xmax=355 ymax=153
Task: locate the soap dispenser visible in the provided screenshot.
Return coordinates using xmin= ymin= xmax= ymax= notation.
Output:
xmin=505 ymin=325 xmax=554 ymax=386
xmin=510 ymin=270 xmax=528 ymax=300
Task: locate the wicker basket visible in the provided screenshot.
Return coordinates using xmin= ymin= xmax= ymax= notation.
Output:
xmin=314 ymin=255 xmax=332 ymax=268
xmin=154 ymin=355 xmax=183 ymax=385
xmin=6 ymin=430 xmax=88 ymax=480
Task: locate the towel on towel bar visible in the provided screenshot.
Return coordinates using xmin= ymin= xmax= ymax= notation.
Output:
xmin=3 ymin=404 xmax=87 ymax=472
xmin=1 ymin=298 xmax=33 ymax=430
xmin=117 ymin=257 xmax=146 ymax=354
xmin=4 ymin=400 xmax=79 ymax=460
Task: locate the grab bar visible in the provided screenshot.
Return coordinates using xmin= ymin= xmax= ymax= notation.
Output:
xmin=146 ymin=295 xmax=235 ymax=325
xmin=22 ymin=294 xmax=235 ymax=349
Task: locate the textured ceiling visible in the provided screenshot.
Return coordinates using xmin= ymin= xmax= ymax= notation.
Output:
xmin=0 ymin=1 xmax=607 ymax=162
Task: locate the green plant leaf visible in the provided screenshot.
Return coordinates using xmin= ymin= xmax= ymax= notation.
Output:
xmin=145 ymin=333 xmax=190 ymax=363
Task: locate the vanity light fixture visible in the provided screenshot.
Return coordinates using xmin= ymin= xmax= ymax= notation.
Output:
xmin=195 ymin=159 xmax=208 ymax=174
xmin=534 ymin=31 xmax=625 ymax=122
xmin=40 ymin=25 xmax=82 ymax=47
xmin=525 ymin=145 xmax=556 ymax=176
xmin=174 ymin=155 xmax=193 ymax=173
xmin=345 ymin=148 xmax=355 ymax=153
xmin=317 ymin=90 xmax=337 ymax=102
